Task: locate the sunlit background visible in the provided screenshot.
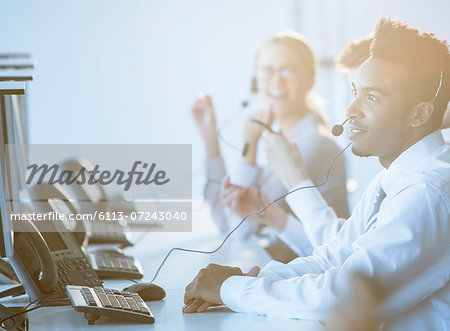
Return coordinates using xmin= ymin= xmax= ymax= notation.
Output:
xmin=1 ymin=0 xmax=448 ymax=209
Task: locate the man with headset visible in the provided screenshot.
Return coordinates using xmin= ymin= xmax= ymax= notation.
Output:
xmin=336 ymin=32 xmax=450 ymax=142
xmin=183 ymin=17 xmax=449 ymax=330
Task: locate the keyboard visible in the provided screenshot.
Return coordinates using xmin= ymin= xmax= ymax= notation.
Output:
xmin=89 ymin=250 xmax=144 ymax=279
xmin=66 ymin=285 xmax=154 ymax=325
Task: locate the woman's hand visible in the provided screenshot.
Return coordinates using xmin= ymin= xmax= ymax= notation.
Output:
xmin=191 ymin=92 xmax=220 ymax=158
xmin=244 ymin=110 xmax=274 ymax=144
xmin=262 ymin=130 xmax=309 ymax=189
xmin=220 ymin=177 xmax=288 ymax=231
xmin=242 ymin=110 xmax=274 ymax=165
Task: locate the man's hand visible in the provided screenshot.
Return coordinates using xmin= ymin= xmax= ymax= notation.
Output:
xmin=182 ymin=265 xmax=260 ymax=313
xmin=191 ymin=92 xmax=220 ymax=158
xmin=220 ymin=177 xmax=288 ymax=231
xmin=262 ymin=130 xmax=309 ymax=189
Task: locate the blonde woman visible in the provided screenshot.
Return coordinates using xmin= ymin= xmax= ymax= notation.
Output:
xmin=192 ymin=31 xmax=349 ymax=259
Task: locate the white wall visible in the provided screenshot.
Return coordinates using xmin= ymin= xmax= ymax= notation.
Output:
xmin=0 ymin=0 xmax=295 ymax=196
xmin=1 ymin=0 xmax=448 ymax=204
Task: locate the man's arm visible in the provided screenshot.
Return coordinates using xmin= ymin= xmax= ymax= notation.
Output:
xmin=219 ymin=183 xmax=449 ymax=320
xmin=285 ymin=179 xmax=347 ymax=247
xmin=262 ymin=131 xmax=348 ymax=246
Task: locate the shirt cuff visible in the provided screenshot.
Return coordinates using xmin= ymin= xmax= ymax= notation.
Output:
xmin=286 ymin=180 xmax=329 ymax=220
xmin=277 ymin=215 xmax=314 ymax=256
xmin=229 ymin=163 xmax=261 ymax=187
xmin=220 ymin=275 xmax=256 ymax=313
xmin=205 ymin=157 xmax=226 ymax=181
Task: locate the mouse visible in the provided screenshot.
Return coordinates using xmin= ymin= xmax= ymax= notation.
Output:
xmin=123 ymin=283 xmax=166 ymax=301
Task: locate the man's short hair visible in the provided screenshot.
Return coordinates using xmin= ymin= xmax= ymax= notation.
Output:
xmin=370 ymin=17 xmax=450 ymax=127
xmin=336 ymin=35 xmax=373 ymax=71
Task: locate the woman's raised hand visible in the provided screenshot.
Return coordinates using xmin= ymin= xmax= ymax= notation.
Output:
xmin=191 ymin=92 xmax=220 ymax=158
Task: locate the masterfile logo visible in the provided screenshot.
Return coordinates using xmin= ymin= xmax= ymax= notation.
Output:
xmin=6 ymin=144 xmax=191 ymax=199
xmin=26 ymin=161 xmax=170 ymax=191
xmin=6 ymin=144 xmax=193 ymax=232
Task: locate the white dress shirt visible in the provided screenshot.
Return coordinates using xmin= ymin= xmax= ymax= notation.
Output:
xmin=442 ymin=128 xmax=450 ymax=142
xmin=205 ymin=112 xmax=348 ymax=255
xmin=221 ymin=130 xmax=450 ymax=331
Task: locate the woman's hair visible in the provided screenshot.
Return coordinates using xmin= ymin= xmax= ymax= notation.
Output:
xmin=252 ymin=31 xmax=328 ymax=127
xmin=336 ymin=34 xmax=373 ymax=71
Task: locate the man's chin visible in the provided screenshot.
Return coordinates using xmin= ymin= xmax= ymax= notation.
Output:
xmin=351 ymin=145 xmax=371 ymax=158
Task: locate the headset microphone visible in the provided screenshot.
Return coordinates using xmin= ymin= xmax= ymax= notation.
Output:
xmin=332 ymin=119 xmax=349 ymax=136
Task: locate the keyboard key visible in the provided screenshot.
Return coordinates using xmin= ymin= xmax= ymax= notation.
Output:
xmin=116 ymin=296 xmax=132 ymax=310
xmin=140 ymin=306 xmax=150 ymax=315
xmin=107 ymin=294 xmax=121 ymax=309
xmin=97 ymin=293 xmax=112 ymax=308
xmin=125 ymin=298 xmax=140 ymax=312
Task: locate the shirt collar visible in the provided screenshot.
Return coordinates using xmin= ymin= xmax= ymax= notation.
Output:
xmin=381 ymin=130 xmax=445 ymax=195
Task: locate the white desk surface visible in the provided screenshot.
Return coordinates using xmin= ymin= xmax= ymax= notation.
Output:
xmin=8 ymin=208 xmax=323 ymax=330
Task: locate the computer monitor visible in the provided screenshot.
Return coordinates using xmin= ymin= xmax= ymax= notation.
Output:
xmin=0 ymin=130 xmax=14 ymax=258
xmin=9 ymin=91 xmax=28 ymax=191
xmin=0 ymin=88 xmax=28 ymax=331
xmin=0 ymin=84 xmax=24 ymax=257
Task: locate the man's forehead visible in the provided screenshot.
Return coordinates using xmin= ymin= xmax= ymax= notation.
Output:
xmin=354 ymin=57 xmax=410 ymax=93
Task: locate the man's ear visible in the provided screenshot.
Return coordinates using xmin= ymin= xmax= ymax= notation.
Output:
xmin=410 ymin=102 xmax=434 ymax=128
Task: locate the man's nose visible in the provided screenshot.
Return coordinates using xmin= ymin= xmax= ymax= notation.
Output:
xmin=346 ymin=98 xmax=363 ymax=120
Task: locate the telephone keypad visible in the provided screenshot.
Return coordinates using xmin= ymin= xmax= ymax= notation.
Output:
xmin=54 ymin=257 xmax=103 ymax=295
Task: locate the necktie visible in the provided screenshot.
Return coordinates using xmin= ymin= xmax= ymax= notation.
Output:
xmin=365 ymin=186 xmax=386 ymax=232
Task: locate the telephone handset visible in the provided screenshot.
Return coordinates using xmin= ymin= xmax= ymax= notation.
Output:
xmin=12 ymin=218 xmax=58 ymax=295
xmin=27 ymin=182 xmax=88 ymax=248
xmin=27 ymin=183 xmax=143 ymax=280
xmin=10 ymin=213 xmax=104 ymax=306
xmin=61 ymin=158 xmax=137 ymax=214
xmin=61 ymin=158 xmax=135 ymax=246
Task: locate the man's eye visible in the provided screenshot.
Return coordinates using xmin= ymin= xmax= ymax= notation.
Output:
xmin=367 ymin=94 xmax=378 ymax=102
xmin=351 ymin=88 xmax=357 ymax=97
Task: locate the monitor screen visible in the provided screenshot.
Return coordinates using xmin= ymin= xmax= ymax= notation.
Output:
xmin=0 ymin=86 xmax=19 ymax=257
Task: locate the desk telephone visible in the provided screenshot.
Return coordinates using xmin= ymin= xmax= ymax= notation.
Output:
xmin=10 ymin=209 xmax=155 ymax=324
xmin=61 ymin=159 xmax=135 ymax=246
xmin=10 ymin=212 xmax=104 ymax=306
xmin=27 ymin=183 xmax=143 ymax=280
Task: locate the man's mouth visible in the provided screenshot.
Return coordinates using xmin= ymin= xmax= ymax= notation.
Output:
xmin=348 ymin=125 xmax=368 ymax=138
